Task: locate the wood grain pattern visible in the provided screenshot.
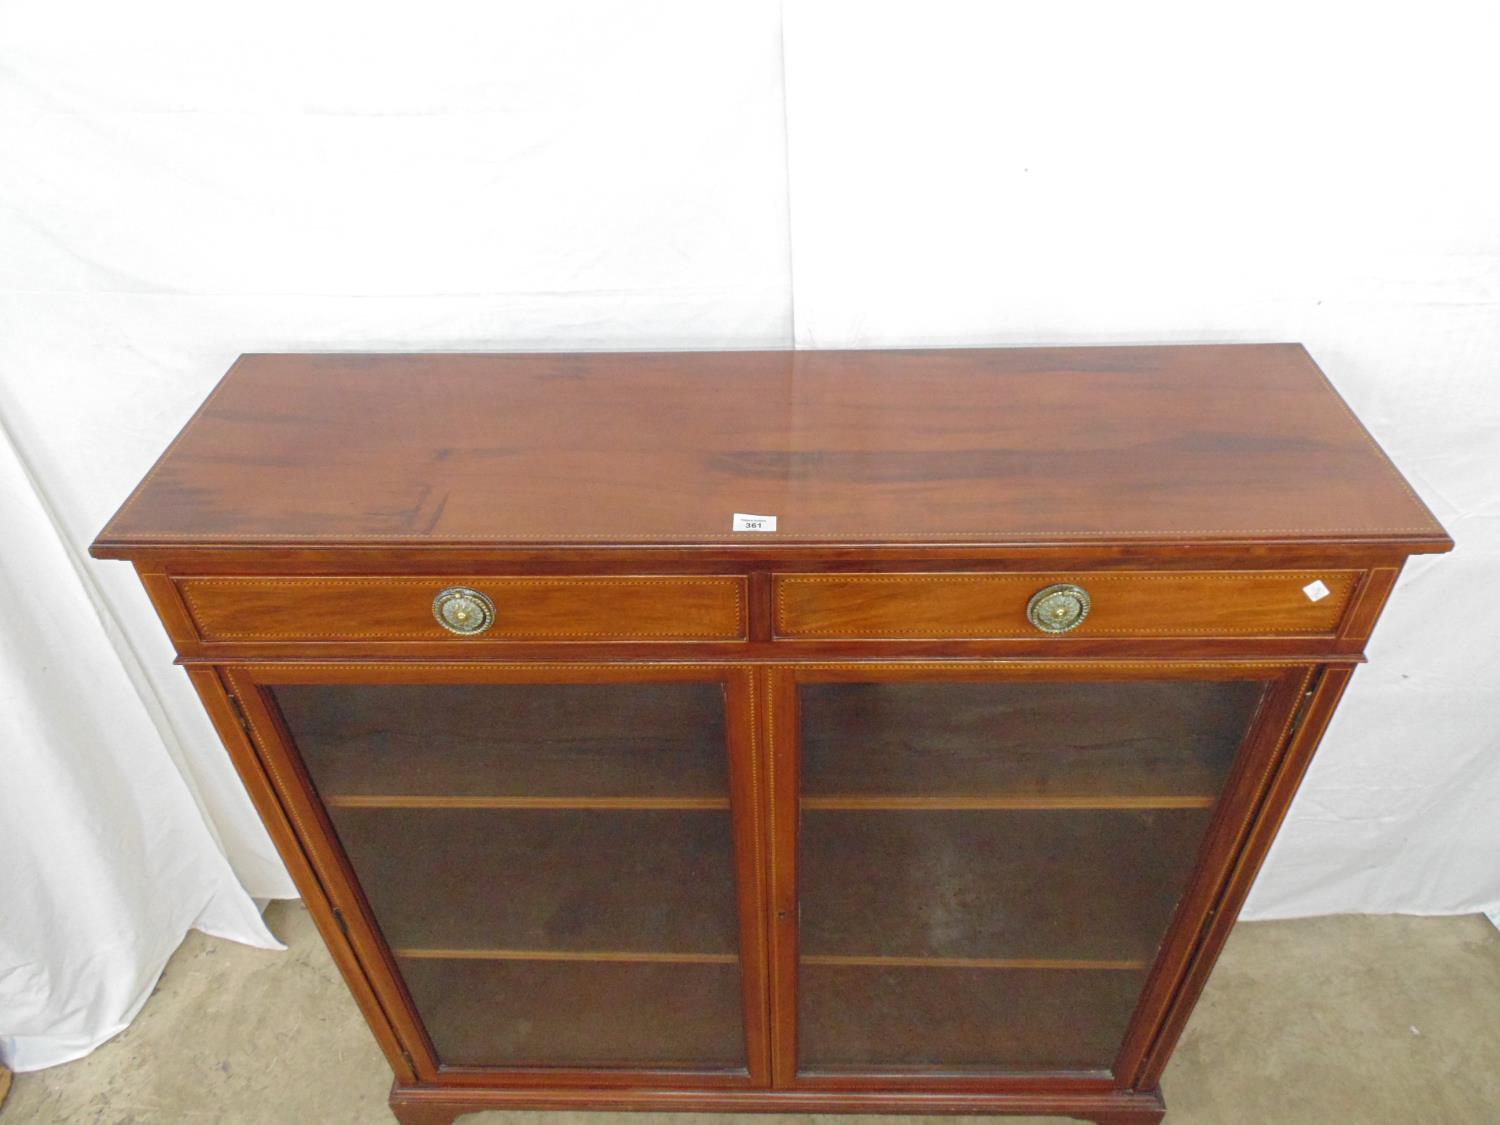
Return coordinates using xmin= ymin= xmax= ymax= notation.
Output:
xmin=775 ymin=571 xmax=1358 ymax=639
xmin=725 ymin=666 xmax=775 ymax=1085
xmin=91 ymin=346 xmax=1449 ymax=554
xmin=90 ymin=346 xmax=1448 ymax=1125
xmin=179 ymin=574 xmax=746 ymax=641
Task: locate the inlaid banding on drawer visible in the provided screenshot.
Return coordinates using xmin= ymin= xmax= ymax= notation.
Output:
xmin=179 ymin=576 xmax=747 ymax=641
xmin=774 ymin=572 xmax=1359 ymax=640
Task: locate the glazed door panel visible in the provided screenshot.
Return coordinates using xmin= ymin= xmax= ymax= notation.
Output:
xmin=769 ymin=665 xmax=1310 ymax=1084
xmin=228 ymin=665 xmax=769 ymax=1086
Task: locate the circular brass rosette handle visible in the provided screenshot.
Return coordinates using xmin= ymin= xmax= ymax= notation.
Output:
xmin=432 ymin=587 xmax=496 ymax=636
xmin=1025 ymin=583 xmax=1092 ymax=634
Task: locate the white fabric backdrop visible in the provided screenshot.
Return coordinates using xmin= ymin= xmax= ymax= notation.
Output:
xmin=0 ymin=0 xmax=792 ymax=1069
xmin=779 ymin=1 xmax=1500 ymax=920
xmin=1 ymin=0 xmax=1496 ymax=1070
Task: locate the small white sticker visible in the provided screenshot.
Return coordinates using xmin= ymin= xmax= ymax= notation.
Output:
xmin=1303 ymin=579 xmax=1331 ymax=603
xmin=733 ymin=512 xmax=777 ymax=532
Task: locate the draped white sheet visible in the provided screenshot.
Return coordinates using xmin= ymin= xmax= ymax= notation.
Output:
xmin=0 ymin=420 xmax=282 ymax=1070
xmin=0 ymin=0 xmax=791 ymax=1069
xmin=2 ymin=0 xmax=1496 ymax=1072
xmin=779 ymin=1 xmax=1500 ymax=921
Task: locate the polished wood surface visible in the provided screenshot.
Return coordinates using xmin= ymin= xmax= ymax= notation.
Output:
xmin=387 ymin=1085 xmax=1167 ymax=1124
xmin=775 ymin=570 xmax=1358 ymax=639
xmin=91 ymin=346 xmax=1449 ymax=1125
xmin=180 ymin=574 xmax=746 ymax=641
xmin=92 ymin=345 xmax=1448 ymax=554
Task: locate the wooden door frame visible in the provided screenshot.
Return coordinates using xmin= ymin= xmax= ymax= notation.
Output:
xmin=763 ymin=660 xmax=1317 ymax=1093
xmin=221 ymin=661 xmax=773 ymax=1090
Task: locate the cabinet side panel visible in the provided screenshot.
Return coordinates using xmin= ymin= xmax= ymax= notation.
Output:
xmin=1333 ymin=565 xmax=1404 ymax=654
xmin=134 ymin=565 xmax=202 ymax=649
xmin=184 ymin=667 xmax=417 ymax=1083
xmin=225 ymin=670 xmax=445 ymax=1079
xmin=1133 ymin=665 xmax=1355 ymax=1086
xmin=1110 ymin=668 xmax=1312 ymax=1079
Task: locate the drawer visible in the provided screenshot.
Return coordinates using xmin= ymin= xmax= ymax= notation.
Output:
xmin=774 ymin=571 xmax=1360 ymax=640
xmin=179 ymin=575 xmax=747 ymax=642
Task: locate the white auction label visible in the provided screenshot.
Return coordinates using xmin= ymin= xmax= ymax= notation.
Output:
xmin=732 ymin=513 xmax=777 ymax=532
xmin=1302 ymin=579 xmax=1331 ymax=603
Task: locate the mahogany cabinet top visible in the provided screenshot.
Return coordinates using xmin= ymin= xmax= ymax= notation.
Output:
xmin=91 ymin=344 xmax=1450 ymax=557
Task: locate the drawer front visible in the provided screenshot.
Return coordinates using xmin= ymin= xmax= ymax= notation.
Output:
xmin=774 ymin=571 xmax=1359 ymax=640
xmin=179 ymin=576 xmax=747 ymax=642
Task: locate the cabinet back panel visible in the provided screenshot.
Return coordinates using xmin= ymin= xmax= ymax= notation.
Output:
xmin=325 ymin=807 xmax=740 ymax=955
xmin=276 ymin=682 xmax=728 ymax=800
xmin=799 ymin=964 xmax=1145 ymax=1072
xmin=399 ymin=958 xmax=746 ymax=1070
xmin=800 ymin=680 xmax=1264 ymax=800
xmin=800 ymin=808 xmax=1213 ymax=964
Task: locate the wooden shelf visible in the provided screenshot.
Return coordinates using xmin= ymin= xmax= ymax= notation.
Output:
xmin=396 ymin=947 xmax=738 ymax=965
xmin=802 ymin=795 xmax=1214 ymax=811
xmin=331 ymin=794 xmax=1207 ymax=812
xmin=393 ymin=949 xmax=1141 ymax=971
xmin=329 ymin=806 xmax=741 ymax=955
xmin=800 ymin=679 xmax=1263 ymax=801
xmin=802 ymin=953 xmax=1145 ymax=972
xmin=327 ymin=795 xmax=729 ymax=810
xmin=275 ymin=681 xmax=729 ymax=800
xmin=799 ymin=807 xmax=1214 ymax=964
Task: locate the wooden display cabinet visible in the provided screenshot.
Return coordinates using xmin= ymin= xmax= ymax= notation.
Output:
xmin=91 ymin=345 xmax=1450 ymax=1124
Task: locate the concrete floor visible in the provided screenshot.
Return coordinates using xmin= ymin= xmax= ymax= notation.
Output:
xmin=5 ymin=904 xmax=1499 ymax=1124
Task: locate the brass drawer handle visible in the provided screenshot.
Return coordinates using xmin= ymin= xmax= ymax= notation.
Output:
xmin=1026 ymin=583 xmax=1091 ymax=634
xmin=432 ymin=587 xmax=496 ymax=635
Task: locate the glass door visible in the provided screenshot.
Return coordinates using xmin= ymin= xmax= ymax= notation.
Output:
xmin=771 ymin=664 xmax=1308 ymax=1083
xmin=230 ymin=664 xmax=767 ymax=1085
